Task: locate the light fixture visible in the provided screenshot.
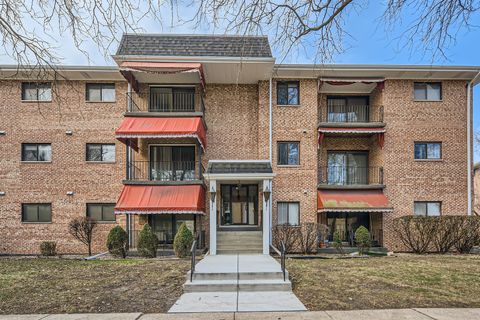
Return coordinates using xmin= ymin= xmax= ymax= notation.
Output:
xmin=0 ymin=191 xmax=5 ymax=196
xmin=209 ymin=187 xmax=216 ymax=202
xmin=263 ymin=185 xmax=271 ymax=202
xmin=0 ymin=131 xmax=5 ymax=136
xmin=66 ymin=191 xmax=74 ymax=196
xmin=65 ymin=130 xmax=73 ymax=135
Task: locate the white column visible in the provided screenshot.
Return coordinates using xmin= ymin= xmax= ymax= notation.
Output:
xmin=262 ymin=179 xmax=272 ymax=255
xmin=209 ymin=180 xmax=217 ymax=255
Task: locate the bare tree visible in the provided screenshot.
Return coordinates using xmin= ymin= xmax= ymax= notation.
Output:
xmin=383 ymin=0 xmax=480 ymax=60
xmin=68 ymin=217 xmax=96 ymax=256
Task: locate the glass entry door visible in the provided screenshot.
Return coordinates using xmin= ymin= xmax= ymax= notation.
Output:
xmin=220 ymin=184 xmax=258 ymax=226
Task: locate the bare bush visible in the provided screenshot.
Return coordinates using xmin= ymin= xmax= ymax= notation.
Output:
xmin=394 ymin=216 xmax=438 ymax=254
xmin=298 ymin=222 xmax=317 ymax=254
xmin=455 ymin=216 xmax=480 ymax=253
xmin=273 ymin=224 xmax=300 ymax=253
xmin=68 ymin=217 xmax=96 ymax=256
xmin=433 ymin=216 xmax=463 ymax=253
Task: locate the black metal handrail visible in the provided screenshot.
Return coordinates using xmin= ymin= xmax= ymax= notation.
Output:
xmin=320 ymin=105 xmax=384 ymax=123
xmin=319 ymin=166 xmax=384 ymax=185
xmin=280 ymin=240 xmax=286 ymax=282
xmin=190 ymin=239 xmax=197 ymax=282
xmin=126 ymin=91 xmax=204 ymax=113
xmin=126 ymin=160 xmax=203 ymax=182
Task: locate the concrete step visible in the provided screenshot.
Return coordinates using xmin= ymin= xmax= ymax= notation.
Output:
xmin=217 ymin=244 xmax=263 ymax=249
xmin=187 ymin=271 xmax=288 ymax=281
xmin=217 ymin=249 xmax=262 ymax=254
xmin=184 ymin=279 xmax=292 ymax=292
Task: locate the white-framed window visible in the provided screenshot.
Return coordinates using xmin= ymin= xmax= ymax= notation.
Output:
xmin=86 ymin=203 xmax=115 ymax=222
xmin=414 ymin=201 xmax=441 ymax=216
xmin=277 ymin=202 xmax=300 ymax=226
xmin=86 ymin=83 xmax=116 ymax=102
xmin=414 ymin=82 xmax=442 ymax=101
xmin=21 ymin=82 xmax=52 ymax=101
xmin=277 ymin=81 xmax=299 ymax=105
xmin=277 ymin=142 xmax=300 ymax=166
xmin=21 ymin=143 xmax=52 ymax=162
xmin=22 ymin=203 xmax=52 ymax=223
xmin=414 ymin=142 xmax=442 ymax=160
xmin=86 ymin=144 xmax=116 ymax=162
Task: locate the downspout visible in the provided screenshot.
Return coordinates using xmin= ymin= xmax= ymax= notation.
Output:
xmin=467 ymin=71 xmax=480 ymax=215
xmin=269 ymin=77 xmax=273 ymax=162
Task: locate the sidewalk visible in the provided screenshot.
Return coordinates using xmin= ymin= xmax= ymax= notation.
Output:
xmin=1 ymin=308 xmax=480 ymax=320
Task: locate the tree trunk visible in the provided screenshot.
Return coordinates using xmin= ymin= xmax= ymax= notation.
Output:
xmin=88 ymin=242 xmax=92 ymax=256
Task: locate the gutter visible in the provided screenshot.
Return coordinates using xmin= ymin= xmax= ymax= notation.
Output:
xmin=467 ymin=70 xmax=480 ymax=215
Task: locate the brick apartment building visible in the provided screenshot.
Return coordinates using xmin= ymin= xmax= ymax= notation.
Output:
xmin=0 ymin=34 xmax=479 ymax=255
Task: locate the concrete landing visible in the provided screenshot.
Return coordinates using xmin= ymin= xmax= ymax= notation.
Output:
xmin=170 ymin=254 xmax=306 ymax=313
xmin=169 ymin=291 xmax=306 ymax=313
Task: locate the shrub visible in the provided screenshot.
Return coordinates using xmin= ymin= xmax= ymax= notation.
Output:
xmin=173 ymin=222 xmax=194 ymax=258
xmin=40 ymin=241 xmax=57 ymax=256
xmin=107 ymin=226 xmax=129 ymax=258
xmin=433 ymin=216 xmax=463 ymax=253
xmin=299 ymin=222 xmax=318 ymax=254
xmin=355 ymin=226 xmax=371 ymax=255
xmin=394 ymin=216 xmax=438 ymax=254
xmin=68 ymin=217 xmax=96 ymax=256
xmin=273 ymin=224 xmax=300 ymax=253
xmin=454 ymin=216 xmax=480 ymax=253
xmin=137 ymin=224 xmax=158 ymax=258
xmin=333 ymin=230 xmax=344 ymax=254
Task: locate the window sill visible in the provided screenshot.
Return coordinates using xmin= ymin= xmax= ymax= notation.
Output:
xmin=413 ymin=99 xmax=443 ymax=102
xmin=21 ymin=221 xmax=52 ymax=224
xmin=85 ymin=161 xmax=117 ymax=164
xmin=276 ymin=104 xmax=301 ymax=107
xmin=85 ymin=101 xmax=117 ymax=103
xmin=20 ymin=161 xmax=52 ymax=164
xmin=414 ymin=159 xmax=443 ymax=162
xmin=21 ymin=100 xmax=52 ymax=103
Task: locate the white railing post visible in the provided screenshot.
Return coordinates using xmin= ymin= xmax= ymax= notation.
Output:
xmin=209 ymin=180 xmax=217 ymax=255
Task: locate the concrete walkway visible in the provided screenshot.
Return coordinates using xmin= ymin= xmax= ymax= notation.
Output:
xmin=2 ymin=309 xmax=480 ymax=319
xmin=170 ymin=254 xmax=306 ymax=313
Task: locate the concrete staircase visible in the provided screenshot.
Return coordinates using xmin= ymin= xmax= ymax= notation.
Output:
xmin=216 ymin=231 xmax=263 ymax=254
xmin=183 ymin=254 xmax=292 ymax=293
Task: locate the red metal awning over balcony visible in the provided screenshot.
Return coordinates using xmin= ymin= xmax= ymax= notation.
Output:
xmin=318 ymin=127 xmax=385 ymax=148
xmin=115 ymin=117 xmax=207 ymax=150
xmin=317 ymin=189 xmax=391 ymax=213
xmin=115 ymin=185 xmax=205 ymax=215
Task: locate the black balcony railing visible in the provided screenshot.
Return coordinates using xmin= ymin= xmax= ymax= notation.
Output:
xmin=319 ymin=105 xmax=384 ymax=123
xmin=126 ymin=160 xmax=203 ymax=182
xmin=126 ymin=91 xmax=205 ymax=113
xmin=319 ymin=166 xmax=384 ymax=186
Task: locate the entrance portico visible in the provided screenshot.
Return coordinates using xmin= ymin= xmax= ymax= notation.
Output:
xmin=204 ymin=160 xmax=275 ymax=255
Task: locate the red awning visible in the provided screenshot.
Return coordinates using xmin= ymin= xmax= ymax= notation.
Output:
xmin=119 ymin=61 xmax=205 ymax=89
xmin=115 ymin=185 xmax=205 ymax=215
xmin=317 ymin=189 xmax=391 ymax=212
xmin=115 ymin=117 xmax=207 ymax=150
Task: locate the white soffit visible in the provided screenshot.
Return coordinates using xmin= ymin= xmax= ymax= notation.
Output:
xmin=275 ymin=64 xmax=480 ymax=83
xmin=319 ymin=82 xmax=377 ymax=94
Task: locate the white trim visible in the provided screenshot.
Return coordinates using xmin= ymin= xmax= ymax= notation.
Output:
xmin=115 ymin=210 xmax=204 ymax=215
xmin=467 ymin=71 xmax=480 ymax=215
xmin=319 ymin=77 xmax=384 ymax=82
xmin=269 ymin=77 xmax=273 ymax=162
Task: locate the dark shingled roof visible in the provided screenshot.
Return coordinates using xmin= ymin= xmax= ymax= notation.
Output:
xmin=207 ymin=161 xmax=273 ymax=174
xmin=116 ymin=34 xmax=272 ymax=58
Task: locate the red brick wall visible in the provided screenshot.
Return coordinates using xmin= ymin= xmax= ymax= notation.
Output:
xmin=0 ymin=80 xmax=127 ymax=254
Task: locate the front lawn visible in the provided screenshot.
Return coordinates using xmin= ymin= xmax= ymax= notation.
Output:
xmin=0 ymin=258 xmax=189 ymax=314
xmin=288 ymin=254 xmax=480 ymax=310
